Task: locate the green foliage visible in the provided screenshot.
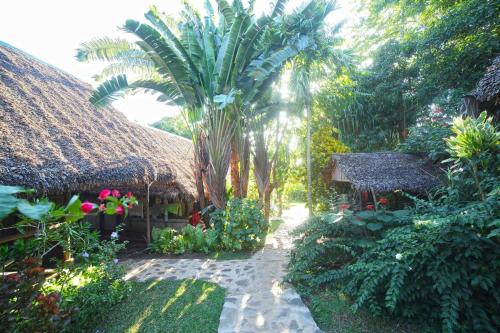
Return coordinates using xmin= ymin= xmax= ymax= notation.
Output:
xmin=399 ymin=122 xmax=453 ymax=161
xmin=151 ymin=113 xmax=191 ymax=139
xmin=288 ymin=115 xmax=500 ymax=332
xmin=43 ymin=263 xmax=130 ymax=332
xmin=210 ymin=198 xmax=267 ymax=251
xmin=151 ymin=225 xmax=219 ymax=255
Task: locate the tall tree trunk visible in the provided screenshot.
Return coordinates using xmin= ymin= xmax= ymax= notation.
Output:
xmin=306 ymin=96 xmax=313 ymax=217
xmin=240 ymin=132 xmax=251 ymax=198
xmin=263 ymin=186 xmax=272 ymax=221
xmin=230 ymin=138 xmax=241 ymax=198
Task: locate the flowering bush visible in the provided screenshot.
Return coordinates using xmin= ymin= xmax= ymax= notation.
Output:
xmin=0 ymin=186 xmax=138 ymax=332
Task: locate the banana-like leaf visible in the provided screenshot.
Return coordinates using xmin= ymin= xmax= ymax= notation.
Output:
xmin=270 ymin=0 xmax=288 ymax=18
xmin=76 ymin=37 xmax=138 ymax=62
xmin=216 ymin=14 xmax=250 ymax=93
xmin=123 ymin=19 xmax=197 ymax=105
xmin=215 ymin=0 xmax=234 ymax=26
xmin=145 ymin=6 xmax=200 ymax=77
xmin=230 ymin=16 xmax=271 ymax=85
xmin=93 ymin=59 xmax=155 ymax=82
xmin=90 ymin=75 xmax=130 ymax=107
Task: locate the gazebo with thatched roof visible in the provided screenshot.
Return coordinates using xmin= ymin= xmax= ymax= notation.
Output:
xmin=462 ymin=56 xmax=500 ymax=121
xmin=326 ymin=152 xmax=443 ymax=208
xmin=0 ymin=42 xmax=197 ymax=244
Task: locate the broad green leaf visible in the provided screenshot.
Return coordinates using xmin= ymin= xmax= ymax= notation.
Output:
xmin=0 ymin=193 xmax=19 ymax=221
xmin=487 ymin=228 xmax=500 ymax=239
xmin=366 ymin=223 xmax=383 ymax=232
xmin=17 ymin=199 xmax=53 ymax=220
xmin=356 ymin=211 xmax=375 ymax=219
xmin=351 ymin=219 xmax=366 ymax=227
xmin=376 ymin=214 xmax=394 ymax=223
xmin=0 ymin=185 xmax=31 ymax=195
xmin=392 ymin=210 xmax=411 ymax=219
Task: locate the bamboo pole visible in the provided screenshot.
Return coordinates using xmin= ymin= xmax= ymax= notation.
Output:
xmin=370 ymin=188 xmax=378 ymax=211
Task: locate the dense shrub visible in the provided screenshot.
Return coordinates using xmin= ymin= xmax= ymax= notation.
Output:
xmin=288 ymin=114 xmax=500 ymax=332
xmin=151 ymin=225 xmax=219 ymax=254
xmin=210 ymin=198 xmax=267 ymax=250
xmin=43 ymin=263 xmax=130 ymax=331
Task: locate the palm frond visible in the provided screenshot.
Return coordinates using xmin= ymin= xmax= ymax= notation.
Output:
xmin=76 ymin=37 xmax=139 ymax=62
xmin=89 ymin=75 xmax=130 ymax=107
xmin=123 ymin=19 xmax=198 ymax=106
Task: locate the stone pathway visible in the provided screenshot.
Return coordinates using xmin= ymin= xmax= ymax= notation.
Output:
xmin=122 ymin=204 xmax=321 ymax=333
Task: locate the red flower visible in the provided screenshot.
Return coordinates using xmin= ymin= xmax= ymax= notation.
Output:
xmin=115 ymin=205 xmax=124 ymax=215
xmin=125 ymin=191 xmax=133 ymax=199
xmin=98 ymin=203 xmax=106 ymax=212
xmin=111 ymin=189 xmax=121 ymax=198
xmin=366 ymin=204 xmax=375 ymax=210
xmin=339 ymin=204 xmax=350 ymax=212
xmin=98 ymin=189 xmax=111 ymax=201
xmin=378 ymin=197 xmax=389 ymax=205
xmin=5 ymin=273 xmax=21 ymax=283
xmin=80 ymin=201 xmax=95 ymax=214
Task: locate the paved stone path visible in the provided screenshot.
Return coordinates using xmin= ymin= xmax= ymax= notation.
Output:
xmin=122 ymin=205 xmax=321 ymax=333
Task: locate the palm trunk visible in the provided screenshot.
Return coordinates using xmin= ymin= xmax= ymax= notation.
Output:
xmin=230 ymin=138 xmax=241 ymax=198
xmin=306 ymin=97 xmax=313 ymax=217
xmin=240 ymin=133 xmax=251 ymax=198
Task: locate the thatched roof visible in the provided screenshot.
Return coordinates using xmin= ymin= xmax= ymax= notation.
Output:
xmin=473 ymin=56 xmax=500 ymax=104
xmin=0 ymin=42 xmax=196 ymax=201
xmin=330 ymin=152 xmax=442 ymax=193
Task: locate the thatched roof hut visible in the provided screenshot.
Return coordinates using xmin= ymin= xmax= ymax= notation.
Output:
xmin=327 ymin=152 xmax=442 ymax=194
xmin=463 ymin=56 xmax=499 ymax=121
xmin=0 ymin=42 xmax=196 ymax=201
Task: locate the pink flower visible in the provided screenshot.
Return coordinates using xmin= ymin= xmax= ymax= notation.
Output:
xmin=339 ymin=204 xmax=350 ymax=212
xmin=111 ymin=189 xmax=121 ymax=198
xmin=125 ymin=191 xmax=133 ymax=199
xmin=366 ymin=204 xmax=375 ymax=210
xmin=115 ymin=205 xmax=124 ymax=215
xmin=80 ymin=201 xmax=95 ymax=214
xmin=98 ymin=203 xmax=106 ymax=212
xmin=98 ymin=189 xmax=111 ymax=201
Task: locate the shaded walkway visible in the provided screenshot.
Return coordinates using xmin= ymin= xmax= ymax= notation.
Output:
xmin=123 ymin=204 xmax=321 ymax=333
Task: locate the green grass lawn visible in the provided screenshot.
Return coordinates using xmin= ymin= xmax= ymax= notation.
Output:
xmin=92 ymin=279 xmax=225 ymax=333
xmin=304 ymin=290 xmax=437 ymax=333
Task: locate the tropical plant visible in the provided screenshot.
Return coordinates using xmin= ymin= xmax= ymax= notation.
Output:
xmin=151 ymin=113 xmax=191 ymax=138
xmin=210 ymin=198 xmax=267 ymax=250
xmin=77 ymin=0 xmax=336 ymax=209
xmin=290 ymin=19 xmax=350 ymax=216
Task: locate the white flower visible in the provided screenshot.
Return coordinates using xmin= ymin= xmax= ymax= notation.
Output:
xmin=113 ymin=259 xmax=119 ymax=264
xmin=395 ymin=253 xmax=402 ymax=260
xmin=82 ymin=252 xmax=89 ymax=258
xmin=110 ymin=232 xmax=119 ymax=239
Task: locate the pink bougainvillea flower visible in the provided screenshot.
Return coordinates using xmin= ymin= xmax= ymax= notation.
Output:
xmin=111 ymin=189 xmax=121 ymax=198
xmin=80 ymin=201 xmax=95 ymax=214
xmin=115 ymin=205 xmax=124 ymax=215
xmin=125 ymin=191 xmax=133 ymax=199
xmin=98 ymin=203 xmax=106 ymax=212
xmin=98 ymin=189 xmax=111 ymax=201
xmin=378 ymin=198 xmax=389 ymax=205
xmin=366 ymin=204 xmax=375 ymax=210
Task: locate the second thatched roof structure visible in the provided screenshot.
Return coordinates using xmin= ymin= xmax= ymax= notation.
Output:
xmin=0 ymin=42 xmax=196 ymax=201
xmin=328 ymin=152 xmax=442 ymax=193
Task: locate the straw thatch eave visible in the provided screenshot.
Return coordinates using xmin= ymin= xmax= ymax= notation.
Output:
xmin=330 ymin=152 xmax=442 ymax=193
xmin=0 ymin=42 xmax=196 ymax=201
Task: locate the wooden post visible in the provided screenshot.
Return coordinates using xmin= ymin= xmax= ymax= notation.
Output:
xmin=370 ymin=188 xmax=378 ymax=211
xmin=145 ymin=183 xmax=152 ymax=245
